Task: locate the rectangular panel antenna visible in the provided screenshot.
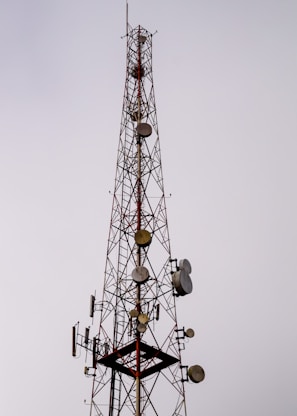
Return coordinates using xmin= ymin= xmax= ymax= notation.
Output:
xmin=72 ymin=326 xmax=76 ymax=357
xmin=90 ymin=295 xmax=95 ymax=317
xmin=85 ymin=327 xmax=90 ymax=345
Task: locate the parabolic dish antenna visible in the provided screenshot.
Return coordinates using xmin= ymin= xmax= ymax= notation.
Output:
xmin=135 ymin=229 xmax=152 ymax=247
xmin=132 ymin=266 xmax=149 ymax=284
xmin=136 ymin=123 xmax=152 ymax=138
xmin=185 ymin=328 xmax=195 ymax=338
xmin=179 ymin=259 xmax=192 ymax=274
xmin=131 ymin=64 xmax=144 ymax=79
xmin=138 ymin=313 xmax=149 ymax=324
xmin=172 ymin=270 xmax=193 ymax=296
xmin=137 ymin=323 xmax=147 ymax=333
xmin=131 ymin=111 xmax=143 ymax=121
xmin=129 ymin=309 xmax=139 ymax=318
xmin=139 ymin=35 xmax=147 ymax=43
xmin=188 ymin=365 xmax=205 ymax=383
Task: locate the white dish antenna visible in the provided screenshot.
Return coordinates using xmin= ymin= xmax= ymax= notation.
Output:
xmin=172 ymin=269 xmax=193 ymax=296
xmin=179 ymin=259 xmax=192 ymax=274
xmin=132 ymin=266 xmax=150 ymax=284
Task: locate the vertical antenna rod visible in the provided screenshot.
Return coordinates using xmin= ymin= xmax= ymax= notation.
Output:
xmin=126 ymin=0 xmax=128 ymax=36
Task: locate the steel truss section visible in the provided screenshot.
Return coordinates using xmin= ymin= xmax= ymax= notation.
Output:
xmin=74 ymin=25 xmax=196 ymax=416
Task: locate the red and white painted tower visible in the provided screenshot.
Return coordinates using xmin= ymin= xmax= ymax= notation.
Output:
xmin=73 ymin=23 xmax=205 ymax=416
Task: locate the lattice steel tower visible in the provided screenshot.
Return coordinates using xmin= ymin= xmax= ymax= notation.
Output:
xmin=72 ymin=23 xmax=205 ymax=416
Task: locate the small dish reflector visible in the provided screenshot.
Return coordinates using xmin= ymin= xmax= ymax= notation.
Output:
xmin=136 ymin=123 xmax=152 ymax=138
xmin=138 ymin=313 xmax=149 ymax=324
xmin=129 ymin=309 xmax=139 ymax=318
xmin=137 ymin=323 xmax=147 ymax=333
xmin=172 ymin=270 xmax=193 ymax=296
xmin=132 ymin=266 xmax=149 ymax=284
xmin=188 ymin=365 xmax=205 ymax=383
xmin=135 ymin=229 xmax=152 ymax=247
xmin=131 ymin=64 xmax=144 ymax=78
xmin=139 ymin=35 xmax=146 ymax=43
xmin=185 ymin=328 xmax=195 ymax=338
xmin=179 ymin=259 xmax=192 ymax=274
xmin=131 ymin=111 xmax=143 ymax=122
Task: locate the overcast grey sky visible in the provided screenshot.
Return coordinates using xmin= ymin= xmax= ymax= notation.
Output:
xmin=1 ymin=1 xmax=297 ymax=415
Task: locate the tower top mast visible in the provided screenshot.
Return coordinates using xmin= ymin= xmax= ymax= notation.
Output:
xmin=126 ymin=0 xmax=128 ymax=36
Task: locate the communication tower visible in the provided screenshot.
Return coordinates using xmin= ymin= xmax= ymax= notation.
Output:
xmin=73 ymin=23 xmax=205 ymax=416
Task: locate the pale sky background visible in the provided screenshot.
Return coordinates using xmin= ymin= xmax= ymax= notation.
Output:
xmin=1 ymin=0 xmax=297 ymax=415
